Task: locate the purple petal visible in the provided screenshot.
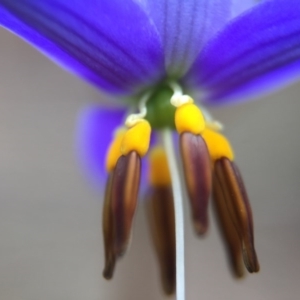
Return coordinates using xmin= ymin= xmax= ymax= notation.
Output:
xmin=185 ymin=0 xmax=300 ymax=104
xmin=76 ymin=105 xmax=126 ymax=189
xmin=231 ymin=0 xmax=260 ymax=17
xmin=144 ymin=0 xmax=231 ymax=77
xmin=0 ymin=0 xmax=165 ymax=95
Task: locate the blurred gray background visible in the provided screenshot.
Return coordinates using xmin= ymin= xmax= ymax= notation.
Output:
xmin=0 ymin=28 xmax=300 ymax=300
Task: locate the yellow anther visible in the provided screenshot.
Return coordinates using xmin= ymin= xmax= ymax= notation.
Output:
xmin=149 ymin=147 xmax=171 ymax=186
xmin=202 ymin=128 xmax=234 ymax=162
xmin=121 ymin=120 xmax=151 ymax=157
xmin=105 ymin=128 xmax=126 ymax=172
xmin=175 ymin=103 xmax=206 ymax=134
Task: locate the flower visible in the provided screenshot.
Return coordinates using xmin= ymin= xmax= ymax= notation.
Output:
xmin=0 ymin=0 xmax=299 ymax=296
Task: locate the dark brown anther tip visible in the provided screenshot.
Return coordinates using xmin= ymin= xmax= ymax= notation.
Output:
xmin=180 ymin=132 xmax=212 ymax=235
xmin=102 ymin=258 xmax=115 ymax=280
xmin=232 ymin=257 xmax=245 ymax=279
xmin=242 ymin=241 xmax=260 ymax=273
xmin=212 ymin=175 xmax=245 ymax=278
xmin=111 ymin=151 xmax=141 ymax=257
xmin=146 ymin=187 xmax=176 ymax=295
xmin=102 ymin=173 xmax=116 ymax=280
xmin=214 ymin=158 xmax=260 ymax=274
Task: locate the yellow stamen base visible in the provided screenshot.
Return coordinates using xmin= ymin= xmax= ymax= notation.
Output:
xmin=202 ymin=128 xmax=234 ymax=162
xmin=105 ymin=128 xmax=126 ymax=172
xmin=175 ymin=103 xmax=205 ymax=135
xmin=121 ymin=120 xmax=151 ymax=157
xmin=149 ymin=147 xmax=171 ymax=187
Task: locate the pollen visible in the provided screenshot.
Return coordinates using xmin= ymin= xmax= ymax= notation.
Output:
xmin=121 ymin=119 xmax=151 ymax=157
xmin=175 ymin=103 xmax=206 ymax=134
xmin=149 ymin=147 xmax=171 ymax=186
xmin=202 ymin=128 xmax=234 ymax=162
xmin=105 ymin=128 xmax=126 ymax=172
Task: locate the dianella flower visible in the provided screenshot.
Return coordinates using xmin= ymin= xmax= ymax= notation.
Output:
xmin=1 ymin=0 xmax=299 ymax=297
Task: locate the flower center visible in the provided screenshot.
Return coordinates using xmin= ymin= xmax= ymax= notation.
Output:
xmin=102 ymin=81 xmax=259 ymax=286
xmin=144 ymin=85 xmax=176 ymax=129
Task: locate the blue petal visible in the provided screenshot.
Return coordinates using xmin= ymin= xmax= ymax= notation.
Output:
xmin=185 ymin=0 xmax=300 ymax=104
xmin=144 ymin=0 xmax=231 ymax=77
xmin=76 ymin=105 xmax=126 ymax=189
xmin=231 ymin=0 xmax=259 ymax=17
xmin=0 ymin=0 xmax=165 ymax=95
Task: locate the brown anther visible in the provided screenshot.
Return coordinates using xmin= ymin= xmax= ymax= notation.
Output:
xmin=212 ymin=176 xmax=244 ymax=278
xmin=102 ymin=173 xmax=116 ymax=280
xmin=214 ymin=158 xmax=260 ymax=273
xmin=180 ymin=132 xmax=212 ymax=235
xmin=146 ymin=187 xmax=176 ymax=295
xmin=111 ymin=151 xmax=141 ymax=257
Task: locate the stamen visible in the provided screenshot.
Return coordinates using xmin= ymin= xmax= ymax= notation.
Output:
xmin=162 ymin=129 xmax=185 ymax=300
xmin=147 ymin=147 xmax=175 ymax=295
xmin=169 ymin=81 xmax=193 ymax=107
xmin=102 ymin=173 xmax=116 ymax=280
xmin=168 ymin=83 xmax=206 ymax=135
xmin=125 ymin=91 xmax=151 ymax=127
xmin=111 ymin=151 xmax=141 ymax=257
xmin=175 ymin=103 xmax=206 ymax=134
xmin=149 ymin=147 xmax=172 ymax=186
xmin=212 ymin=175 xmax=244 ymax=278
xmin=105 ymin=128 xmax=126 ymax=172
xmin=169 ymin=85 xmax=211 ymax=235
xmin=202 ymin=128 xmax=234 ymax=162
xmin=214 ymin=158 xmax=260 ymax=273
xmin=169 ymin=81 xmax=224 ymax=133
xmin=121 ymin=119 xmax=151 ymax=157
xmin=147 ymin=187 xmax=176 ymax=294
xmin=180 ymin=132 xmax=212 ymax=235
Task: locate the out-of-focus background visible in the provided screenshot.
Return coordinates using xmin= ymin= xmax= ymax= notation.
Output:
xmin=0 ymin=28 xmax=299 ymax=300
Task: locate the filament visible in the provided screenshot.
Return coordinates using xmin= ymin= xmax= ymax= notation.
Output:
xmin=169 ymin=82 xmax=193 ymax=107
xmin=125 ymin=91 xmax=151 ymax=127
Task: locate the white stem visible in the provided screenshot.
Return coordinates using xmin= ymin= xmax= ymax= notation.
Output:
xmin=162 ymin=130 xmax=185 ymax=300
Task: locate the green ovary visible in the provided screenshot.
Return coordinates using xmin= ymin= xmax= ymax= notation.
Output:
xmin=145 ymin=86 xmax=176 ymax=130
